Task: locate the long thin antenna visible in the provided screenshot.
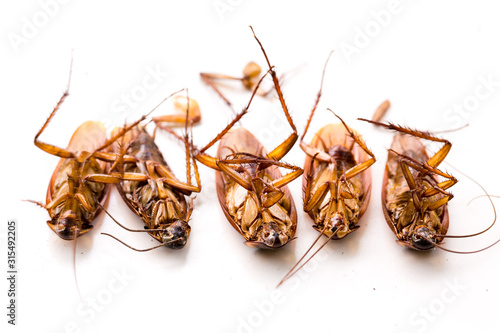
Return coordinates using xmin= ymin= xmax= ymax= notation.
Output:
xmin=437 ymin=162 xmax=496 ymax=238
xmin=301 ymin=50 xmax=334 ymax=141
xmin=430 ymin=238 xmax=500 ymax=254
xmin=278 ymin=227 xmax=327 ymax=286
xmin=101 ymin=233 xmax=174 ymax=252
xmin=67 ymin=50 xmax=74 ymax=92
xmin=277 ymin=230 xmax=336 ymax=288
xmin=97 ymin=202 xmax=170 ymax=233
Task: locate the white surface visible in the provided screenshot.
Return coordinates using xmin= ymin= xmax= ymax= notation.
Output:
xmin=2 ymin=1 xmax=500 ymax=332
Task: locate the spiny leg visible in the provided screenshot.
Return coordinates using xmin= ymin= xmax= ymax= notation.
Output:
xmin=303 ymin=153 xmax=321 ymax=209
xmin=250 ymin=26 xmax=298 ymax=161
xmin=182 ymin=91 xmax=202 ymax=192
xmin=153 ymin=89 xmax=202 ymax=193
xmin=389 ymin=150 xmax=457 ymax=211
xmin=216 ymin=156 xmax=303 ymax=189
xmin=330 ymin=111 xmax=376 ymax=180
xmin=35 ymin=57 xmax=74 ymax=158
xmin=90 ymin=89 xmax=200 ymax=186
xmin=304 ymin=181 xmax=335 ymax=213
xmin=358 ymin=119 xmax=452 ymax=168
xmin=101 ymin=124 xmax=142 ymax=174
xmin=195 ymin=69 xmax=272 ymax=171
xmin=388 ymin=149 xmax=456 ymax=181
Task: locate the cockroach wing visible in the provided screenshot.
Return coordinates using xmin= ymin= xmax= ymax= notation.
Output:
xmin=66 ymin=121 xmax=108 ymax=153
xmin=215 ymin=127 xmax=297 ymax=247
xmin=46 ymin=121 xmax=109 ymax=214
xmin=381 ymin=133 xmax=449 ymax=243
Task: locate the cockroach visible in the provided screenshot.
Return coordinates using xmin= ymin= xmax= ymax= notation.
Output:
xmin=200 ymin=61 xmax=262 ymax=100
xmin=152 ymin=94 xmax=201 ymax=127
xmin=31 ymin=63 xmax=151 ymax=241
xmin=278 ymin=52 xmax=375 ymax=286
xmin=200 ymin=61 xmax=268 ymax=111
xmin=200 ymin=58 xmax=291 ymax=113
xmin=101 ymin=92 xmax=202 ymax=251
xmin=359 ymin=110 xmax=498 ymax=252
xmin=195 ymin=27 xmax=303 ymax=249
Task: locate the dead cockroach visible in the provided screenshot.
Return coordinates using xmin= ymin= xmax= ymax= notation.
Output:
xmin=195 ymin=27 xmax=303 ymax=249
xmin=200 ymin=61 xmax=263 ymax=103
xmin=278 ymin=52 xmax=375 ymax=286
xmin=359 ymin=116 xmax=458 ymax=250
xmin=200 ymin=58 xmax=289 ymax=112
xmin=100 ymin=92 xmax=202 ymax=251
xmin=360 ymin=100 xmax=500 ymax=253
xmin=30 ymin=62 xmax=151 ymax=241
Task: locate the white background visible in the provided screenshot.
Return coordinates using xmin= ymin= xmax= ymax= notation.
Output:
xmin=2 ymin=1 xmax=500 ymax=332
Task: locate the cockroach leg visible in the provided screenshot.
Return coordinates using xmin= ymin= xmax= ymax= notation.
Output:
xmin=359 ymin=119 xmax=452 ymax=168
xmin=216 ymin=156 xmax=303 ymax=192
xmin=196 ymin=68 xmax=273 ymax=162
xmin=330 ymin=110 xmax=376 ymax=179
xmin=250 ymin=26 xmax=298 ymax=161
xmin=34 ymin=58 xmax=162 ymax=241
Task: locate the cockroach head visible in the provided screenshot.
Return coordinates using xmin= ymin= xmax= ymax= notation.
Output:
xmin=260 ymin=222 xmax=289 ymax=249
xmin=160 ymin=219 xmax=191 ymax=250
xmin=408 ymin=225 xmax=437 ymax=251
xmin=47 ymin=210 xmax=91 ymax=240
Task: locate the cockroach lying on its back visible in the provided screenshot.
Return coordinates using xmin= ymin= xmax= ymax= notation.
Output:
xmin=360 ymin=102 xmax=498 ymax=253
xmin=279 ymin=52 xmax=376 ymax=286
xmin=194 ymin=27 xmax=303 ymax=249
xmin=31 ymin=62 xmax=151 ymax=241
xmin=100 ymin=92 xmax=202 ymax=251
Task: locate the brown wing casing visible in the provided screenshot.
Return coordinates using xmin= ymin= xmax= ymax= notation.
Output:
xmin=46 ymin=121 xmax=110 ymax=224
xmin=382 ymin=133 xmax=449 ymax=244
xmin=215 ymin=127 xmax=297 ymax=248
